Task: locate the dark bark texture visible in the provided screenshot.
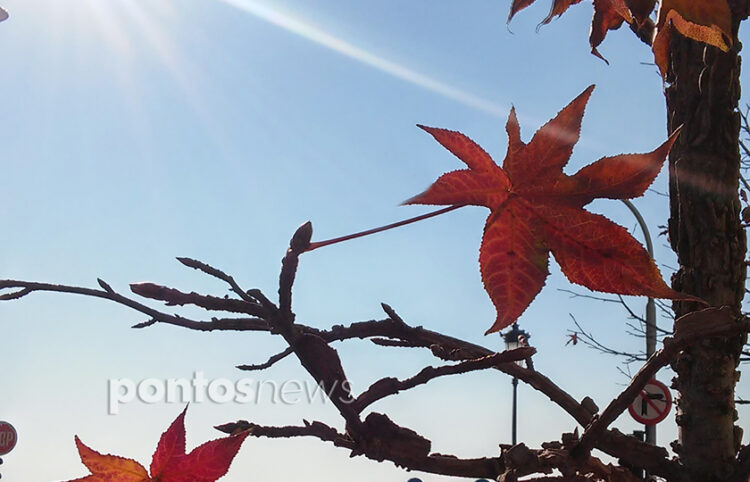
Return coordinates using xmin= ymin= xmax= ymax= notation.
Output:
xmin=666 ymin=6 xmax=748 ymax=480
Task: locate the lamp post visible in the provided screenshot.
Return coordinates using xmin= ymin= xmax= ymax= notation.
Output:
xmin=621 ymin=199 xmax=657 ymax=446
xmin=503 ymin=322 xmax=529 ymax=446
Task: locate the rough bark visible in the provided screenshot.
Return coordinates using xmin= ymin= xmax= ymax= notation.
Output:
xmin=665 ymin=7 xmax=747 ymax=481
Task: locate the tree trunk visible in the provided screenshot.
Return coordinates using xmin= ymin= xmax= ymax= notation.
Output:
xmin=665 ymin=7 xmax=747 ymax=481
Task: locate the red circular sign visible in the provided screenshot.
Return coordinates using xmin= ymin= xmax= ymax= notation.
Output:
xmin=0 ymin=421 xmax=18 ymax=455
xmin=628 ymin=379 xmax=672 ymax=426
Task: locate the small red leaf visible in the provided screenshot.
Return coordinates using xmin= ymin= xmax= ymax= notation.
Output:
xmin=150 ymin=406 xmax=187 ymax=476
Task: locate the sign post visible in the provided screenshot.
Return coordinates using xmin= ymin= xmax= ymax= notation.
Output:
xmin=628 ymin=379 xmax=672 ymax=426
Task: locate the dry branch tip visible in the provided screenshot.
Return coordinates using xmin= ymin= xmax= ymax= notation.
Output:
xmin=132 ymin=319 xmax=157 ymax=329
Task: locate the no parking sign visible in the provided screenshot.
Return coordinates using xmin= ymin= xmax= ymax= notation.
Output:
xmin=628 ymin=379 xmax=672 ymax=426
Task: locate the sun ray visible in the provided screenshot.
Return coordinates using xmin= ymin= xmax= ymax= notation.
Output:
xmin=219 ymin=0 xmax=509 ymax=117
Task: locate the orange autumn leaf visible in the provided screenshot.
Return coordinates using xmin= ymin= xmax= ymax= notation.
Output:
xmin=70 ymin=437 xmax=150 ymax=482
xmin=406 ymin=86 xmax=698 ymax=334
xmin=65 ymin=406 xmax=249 ymax=482
xmin=653 ymin=0 xmax=733 ymax=76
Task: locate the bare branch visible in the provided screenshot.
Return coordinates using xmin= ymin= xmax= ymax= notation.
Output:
xmin=0 ymin=288 xmax=31 ymax=301
xmin=279 ymin=221 xmax=312 ymax=316
xmin=615 ymin=294 xmax=645 ymax=324
xmin=352 ymin=347 xmax=536 ymax=413
xmin=260 ymin=223 xmax=363 ymax=434
xmin=0 ymin=279 xmax=271 ymax=332
xmin=215 ymin=419 xmax=355 ymax=448
xmin=654 ymin=299 xmax=676 ymax=319
xmin=176 ymin=256 xmax=260 ymax=304
xmin=559 ymin=289 xmax=622 ymax=304
xmin=237 ymin=347 xmax=294 ymax=371
xmin=2 ymin=230 xmax=691 ymax=479
xmin=129 ymin=282 xmax=266 ymax=316
xmin=215 ymin=416 xmax=504 ymax=478
xmin=214 ymin=419 xmax=647 ymax=481
xmin=369 ymin=338 xmax=422 ymax=348
xmin=132 ymin=319 xmax=157 ymax=329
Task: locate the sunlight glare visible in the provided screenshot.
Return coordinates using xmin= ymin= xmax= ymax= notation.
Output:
xmin=219 ymin=0 xmax=509 ymax=117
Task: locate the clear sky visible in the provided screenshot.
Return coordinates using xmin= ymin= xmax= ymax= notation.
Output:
xmin=2 ymin=1 xmax=750 ymax=481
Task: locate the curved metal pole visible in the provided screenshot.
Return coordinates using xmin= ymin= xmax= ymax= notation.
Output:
xmin=621 ymin=199 xmax=654 ymax=256
xmin=621 ymin=199 xmax=657 ymax=447
xmin=512 ymin=377 xmax=518 ymax=445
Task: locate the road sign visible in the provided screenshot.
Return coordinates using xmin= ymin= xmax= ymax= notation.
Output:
xmin=628 ymin=379 xmax=672 ymax=425
xmin=0 ymin=422 xmax=17 ymax=455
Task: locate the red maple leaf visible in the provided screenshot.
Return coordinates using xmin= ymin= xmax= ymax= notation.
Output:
xmin=406 ymin=85 xmax=698 ymax=334
xmin=66 ymin=406 xmax=249 ymax=482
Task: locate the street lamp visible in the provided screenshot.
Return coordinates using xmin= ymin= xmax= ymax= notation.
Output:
xmin=502 ymin=322 xmax=529 ymax=445
xmin=621 ymin=199 xmax=657 ymax=446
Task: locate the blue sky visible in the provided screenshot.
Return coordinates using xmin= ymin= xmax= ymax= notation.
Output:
xmin=2 ymin=1 xmax=750 ymax=480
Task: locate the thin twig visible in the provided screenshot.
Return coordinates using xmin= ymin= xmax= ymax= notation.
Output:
xmin=129 ymin=282 xmax=265 ymax=316
xmin=176 ymin=257 xmax=259 ymax=304
xmin=569 ymin=315 xmax=645 ymax=363
xmin=237 ymin=347 xmax=295 ymax=371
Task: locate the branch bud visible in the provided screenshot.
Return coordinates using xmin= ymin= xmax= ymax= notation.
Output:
xmin=290 ymin=221 xmax=313 ymax=254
